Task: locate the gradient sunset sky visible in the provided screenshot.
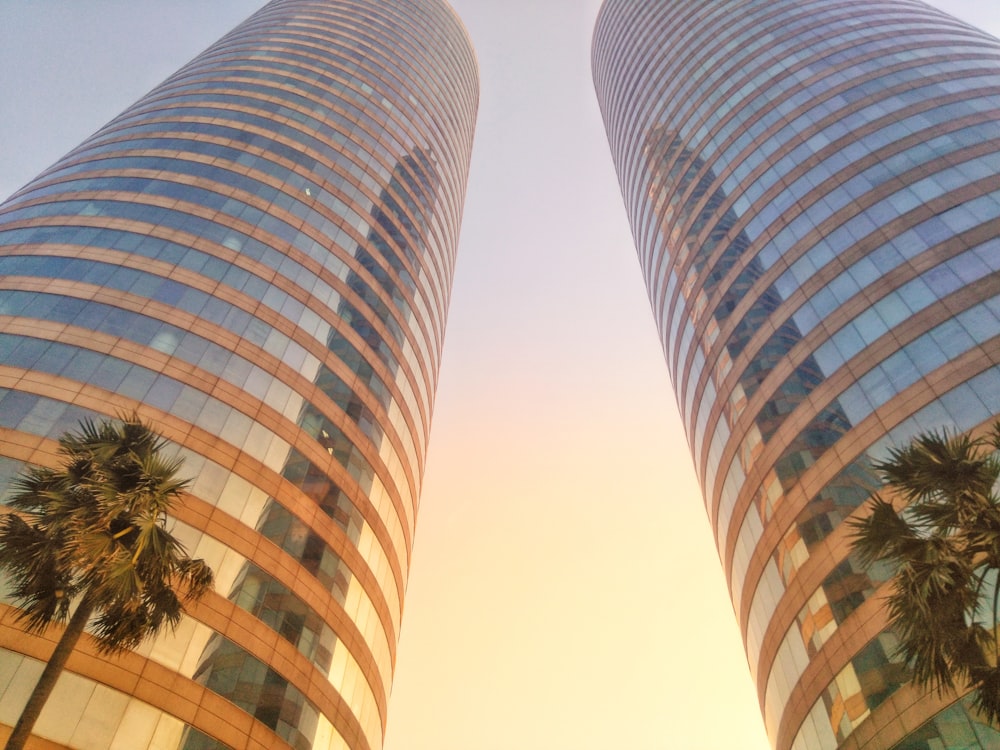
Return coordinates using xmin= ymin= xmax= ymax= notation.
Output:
xmin=2 ymin=2 xmax=1000 ymax=748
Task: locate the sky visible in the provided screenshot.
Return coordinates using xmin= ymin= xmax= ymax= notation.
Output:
xmin=2 ymin=2 xmax=999 ymax=749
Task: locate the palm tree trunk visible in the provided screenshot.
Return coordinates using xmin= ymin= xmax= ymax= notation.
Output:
xmin=4 ymin=598 xmax=94 ymax=750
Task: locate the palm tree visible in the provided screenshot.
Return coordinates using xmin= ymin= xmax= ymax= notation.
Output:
xmin=850 ymin=422 xmax=1000 ymax=726
xmin=0 ymin=414 xmax=214 ymax=750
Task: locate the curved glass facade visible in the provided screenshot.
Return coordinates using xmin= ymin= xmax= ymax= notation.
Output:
xmin=593 ymin=1 xmax=1000 ymax=748
xmin=0 ymin=1 xmax=477 ymax=748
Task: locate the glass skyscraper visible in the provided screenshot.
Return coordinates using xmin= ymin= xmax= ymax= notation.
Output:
xmin=593 ymin=1 xmax=1000 ymax=748
xmin=0 ymin=1 xmax=477 ymax=749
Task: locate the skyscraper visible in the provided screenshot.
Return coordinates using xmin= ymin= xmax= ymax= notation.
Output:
xmin=593 ymin=1 xmax=1000 ymax=748
xmin=0 ymin=0 xmax=477 ymax=748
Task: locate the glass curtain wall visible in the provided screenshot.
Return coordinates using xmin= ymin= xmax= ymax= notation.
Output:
xmin=0 ymin=1 xmax=477 ymax=748
xmin=593 ymin=1 xmax=1000 ymax=747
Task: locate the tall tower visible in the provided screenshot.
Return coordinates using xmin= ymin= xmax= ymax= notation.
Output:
xmin=0 ymin=1 xmax=477 ymax=748
xmin=593 ymin=1 xmax=1000 ymax=748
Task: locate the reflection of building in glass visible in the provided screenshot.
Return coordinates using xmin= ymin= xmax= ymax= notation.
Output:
xmin=0 ymin=1 xmax=477 ymax=748
xmin=593 ymin=1 xmax=1000 ymax=748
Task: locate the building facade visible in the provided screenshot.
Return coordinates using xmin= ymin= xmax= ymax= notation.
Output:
xmin=593 ymin=1 xmax=1000 ymax=748
xmin=0 ymin=1 xmax=477 ymax=748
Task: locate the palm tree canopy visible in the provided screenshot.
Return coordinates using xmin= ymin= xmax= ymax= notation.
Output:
xmin=850 ymin=422 xmax=1000 ymax=726
xmin=0 ymin=413 xmax=214 ymax=652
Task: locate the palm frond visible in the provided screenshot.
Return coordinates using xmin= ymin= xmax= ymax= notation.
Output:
xmin=176 ymin=558 xmax=215 ymax=600
xmin=142 ymin=583 xmax=184 ymax=631
xmin=90 ymin=601 xmax=151 ymax=653
xmin=852 ymin=423 xmax=1000 ymax=728
xmin=0 ymin=413 xmax=211 ymax=652
xmin=0 ymin=515 xmax=76 ymax=631
xmin=988 ymin=421 xmax=1000 ymax=453
xmin=875 ymin=429 xmax=995 ymax=506
xmin=849 ymin=495 xmax=914 ymax=565
xmin=971 ymin=665 xmax=1000 ymax=726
